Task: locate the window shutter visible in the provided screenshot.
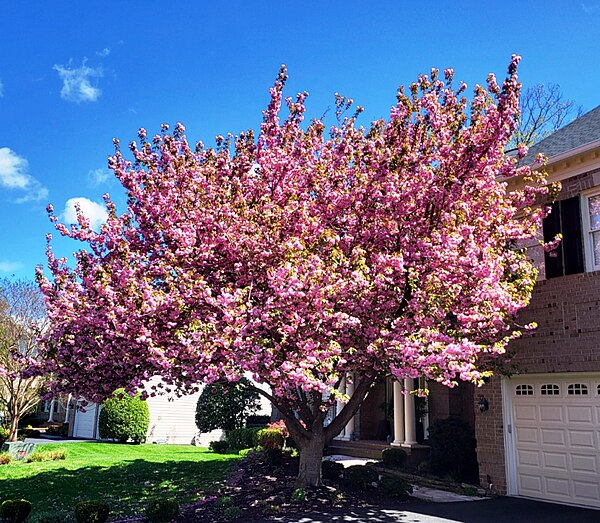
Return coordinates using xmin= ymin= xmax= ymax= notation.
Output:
xmin=560 ymin=196 xmax=584 ymax=275
xmin=543 ymin=201 xmax=563 ymax=279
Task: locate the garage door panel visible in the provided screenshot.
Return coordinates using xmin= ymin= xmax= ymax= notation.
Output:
xmin=573 ymin=480 xmax=600 ymax=501
xmin=514 ymin=405 xmax=537 ymax=421
xmin=569 ymin=430 xmax=595 ymax=448
xmin=517 ymin=449 xmax=541 ymax=467
xmin=540 ymin=428 xmax=566 ymax=446
xmin=543 ymin=451 xmax=568 ymax=470
xmin=545 ymin=477 xmax=571 ymax=497
xmin=539 ymin=405 xmax=564 ymax=422
xmin=567 ymin=406 xmax=594 ymax=424
xmin=510 ymin=374 xmax=600 ymax=509
xmin=519 ymin=473 xmax=543 ymax=494
xmin=571 ymin=454 xmax=598 ymax=474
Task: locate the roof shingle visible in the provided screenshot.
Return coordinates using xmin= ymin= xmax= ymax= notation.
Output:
xmin=522 ymin=104 xmax=600 ymax=164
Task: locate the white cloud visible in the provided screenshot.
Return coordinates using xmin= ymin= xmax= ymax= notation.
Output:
xmin=582 ymin=3 xmax=599 ymax=12
xmin=53 ymin=59 xmax=103 ymax=103
xmin=88 ymin=167 xmax=110 ymax=186
xmin=0 ymin=260 xmax=22 ymax=274
xmin=96 ymin=47 xmax=111 ymax=58
xmin=0 ymin=147 xmax=48 ymax=203
xmin=61 ymin=197 xmax=108 ymax=230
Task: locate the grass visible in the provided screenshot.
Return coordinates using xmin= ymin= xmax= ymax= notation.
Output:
xmin=0 ymin=442 xmax=240 ymax=521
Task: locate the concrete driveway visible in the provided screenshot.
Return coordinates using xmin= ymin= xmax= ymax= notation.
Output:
xmin=255 ymin=497 xmax=600 ymax=523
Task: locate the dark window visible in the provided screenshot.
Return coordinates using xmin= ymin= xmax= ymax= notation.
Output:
xmin=567 ymin=383 xmax=588 ymax=395
xmin=541 ymin=384 xmax=560 ymax=395
xmin=542 ymin=196 xmax=584 ymax=278
xmin=516 ymin=384 xmax=534 ymax=396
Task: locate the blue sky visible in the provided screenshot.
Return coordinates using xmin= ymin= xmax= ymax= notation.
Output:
xmin=1 ymin=1 xmax=599 ymax=281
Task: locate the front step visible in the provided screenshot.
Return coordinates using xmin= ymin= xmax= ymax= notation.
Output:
xmin=326 ymin=440 xmax=389 ymax=460
xmin=326 ymin=439 xmax=431 ymax=467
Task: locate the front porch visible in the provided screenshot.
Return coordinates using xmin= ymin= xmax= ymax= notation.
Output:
xmin=326 ymin=438 xmax=430 ymax=467
xmin=325 ymin=376 xmax=431 ymax=467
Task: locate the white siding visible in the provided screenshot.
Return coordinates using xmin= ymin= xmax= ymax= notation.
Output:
xmin=72 ymin=403 xmax=98 ymax=439
xmin=72 ymin=376 xmax=273 ymax=445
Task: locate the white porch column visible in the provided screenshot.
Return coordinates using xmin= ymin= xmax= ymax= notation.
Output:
xmin=344 ymin=374 xmax=355 ymax=440
xmin=335 ymin=377 xmax=349 ymax=440
xmin=402 ymin=377 xmax=418 ymax=446
xmin=65 ymin=394 xmax=73 ymax=425
xmin=391 ymin=380 xmax=405 ymax=446
xmin=48 ymin=399 xmax=56 ymax=423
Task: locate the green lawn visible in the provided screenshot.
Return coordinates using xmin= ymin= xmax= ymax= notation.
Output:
xmin=0 ymin=442 xmax=240 ymax=521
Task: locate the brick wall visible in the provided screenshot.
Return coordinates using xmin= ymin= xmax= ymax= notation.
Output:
xmin=475 ymin=270 xmax=600 ymax=493
xmin=558 ymin=169 xmax=599 ymax=200
xmin=474 ymin=376 xmax=505 ymax=492
xmin=428 ymin=381 xmax=475 ymax=428
xmin=358 ymin=380 xmax=387 ymax=440
xmin=475 ymin=165 xmax=600 ymax=493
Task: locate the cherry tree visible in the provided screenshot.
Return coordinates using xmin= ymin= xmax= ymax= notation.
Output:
xmin=0 ymin=279 xmax=48 ymax=441
xmin=37 ymin=56 xmax=551 ymax=486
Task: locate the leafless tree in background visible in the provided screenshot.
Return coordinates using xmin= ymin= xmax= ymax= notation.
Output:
xmin=0 ymin=278 xmax=48 ymax=441
xmin=511 ymin=83 xmax=583 ymax=148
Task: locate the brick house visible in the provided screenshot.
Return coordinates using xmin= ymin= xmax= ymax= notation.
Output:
xmin=475 ymin=105 xmax=600 ymax=509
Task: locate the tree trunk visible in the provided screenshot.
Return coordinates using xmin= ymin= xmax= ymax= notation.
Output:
xmin=296 ymin=433 xmax=326 ymax=487
xmin=8 ymin=415 xmax=19 ymax=442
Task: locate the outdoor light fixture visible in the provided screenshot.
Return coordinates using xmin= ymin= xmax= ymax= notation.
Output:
xmin=478 ymin=395 xmax=489 ymax=412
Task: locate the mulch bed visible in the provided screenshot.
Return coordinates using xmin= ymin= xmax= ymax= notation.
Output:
xmin=175 ymin=450 xmax=413 ymax=522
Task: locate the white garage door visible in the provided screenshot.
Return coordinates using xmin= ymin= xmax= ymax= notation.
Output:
xmin=509 ymin=374 xmax=600 ymax=508
xmin=72 ymin=404 xmax=98 ymax=439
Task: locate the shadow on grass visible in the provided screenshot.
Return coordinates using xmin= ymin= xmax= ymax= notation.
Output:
xmin=0 ymin=456 xmax=239 ymax=518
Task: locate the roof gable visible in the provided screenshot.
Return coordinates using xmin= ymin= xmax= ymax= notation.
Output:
xmin=522 ymin=105 xmax=600 ymax=164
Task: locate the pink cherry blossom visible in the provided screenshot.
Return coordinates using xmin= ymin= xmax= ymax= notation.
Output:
xmin=36 ymin=56 xmax=553 ymax=486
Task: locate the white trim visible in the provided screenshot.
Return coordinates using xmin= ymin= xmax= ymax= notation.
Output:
xmin=502 ymin=377 xmax=518 ymax=496
xmin=530 ymin=140 xmax=600 ymax=171
xmin=580 ymin=188 xmax=600 ymax=272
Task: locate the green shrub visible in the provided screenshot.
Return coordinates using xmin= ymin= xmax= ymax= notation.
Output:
xmin=223 ymin=506 xmax=241 ymax=520
xmin=291 ymin=488 xmax=307 ymax=502
xmin=380 ymin=476 xmax=413 ymax=500
xmin=427 ymin=417 xmax=478 ymax=483
xmin=343 ymin=465 xmax=378 ymax=489
xmin=98 ymin=389 xmax=149 ymax=444
xmin=225 ymin=427 xmax=260 ymax=450
xmin=381 ymin=447 xmax=408 ymax=468
xmin=0 ymin=425 xmax=9 ymax=444
xmin=20 ymin=428 xmax=42 ymax=438
xmin=209 ymin=440 xmax=229 ymax=453
xmin=215 ymin=496 xmax=234 ymax=508
xmin=238 ymin=447 xmax=255 ymax=457
xmin=145 ymin=498 xmax=179 ymax=522
xmin=321 ymin=460 xmax=344 ymax=481
xmin=0 ymin=452 xmax=12 ymax=465
xmin=416 ymin=458 xmax=432 ymax=475
xmin=195 ymin=378 xmax=260 ymax=432
xmin=74 ymin=499 xmax=110 ymax=523
xmin=256 ymin=428 xmax=284 ymax=449
xmin=260 ymin=447 xmax=282 ymax=466
xmin=0 ymin=499 xmax=32 ymax=523
xmin=45 ymin=424 xmax=69 ymax=437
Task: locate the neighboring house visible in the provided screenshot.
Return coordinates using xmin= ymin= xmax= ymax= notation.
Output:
xmin=70 ymin=377 xmax=272 ymax=445
xmin=475 ymin=105 xmax=600 ymax=509
xmin=25 ymin=394 xmax=74 ymax=427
